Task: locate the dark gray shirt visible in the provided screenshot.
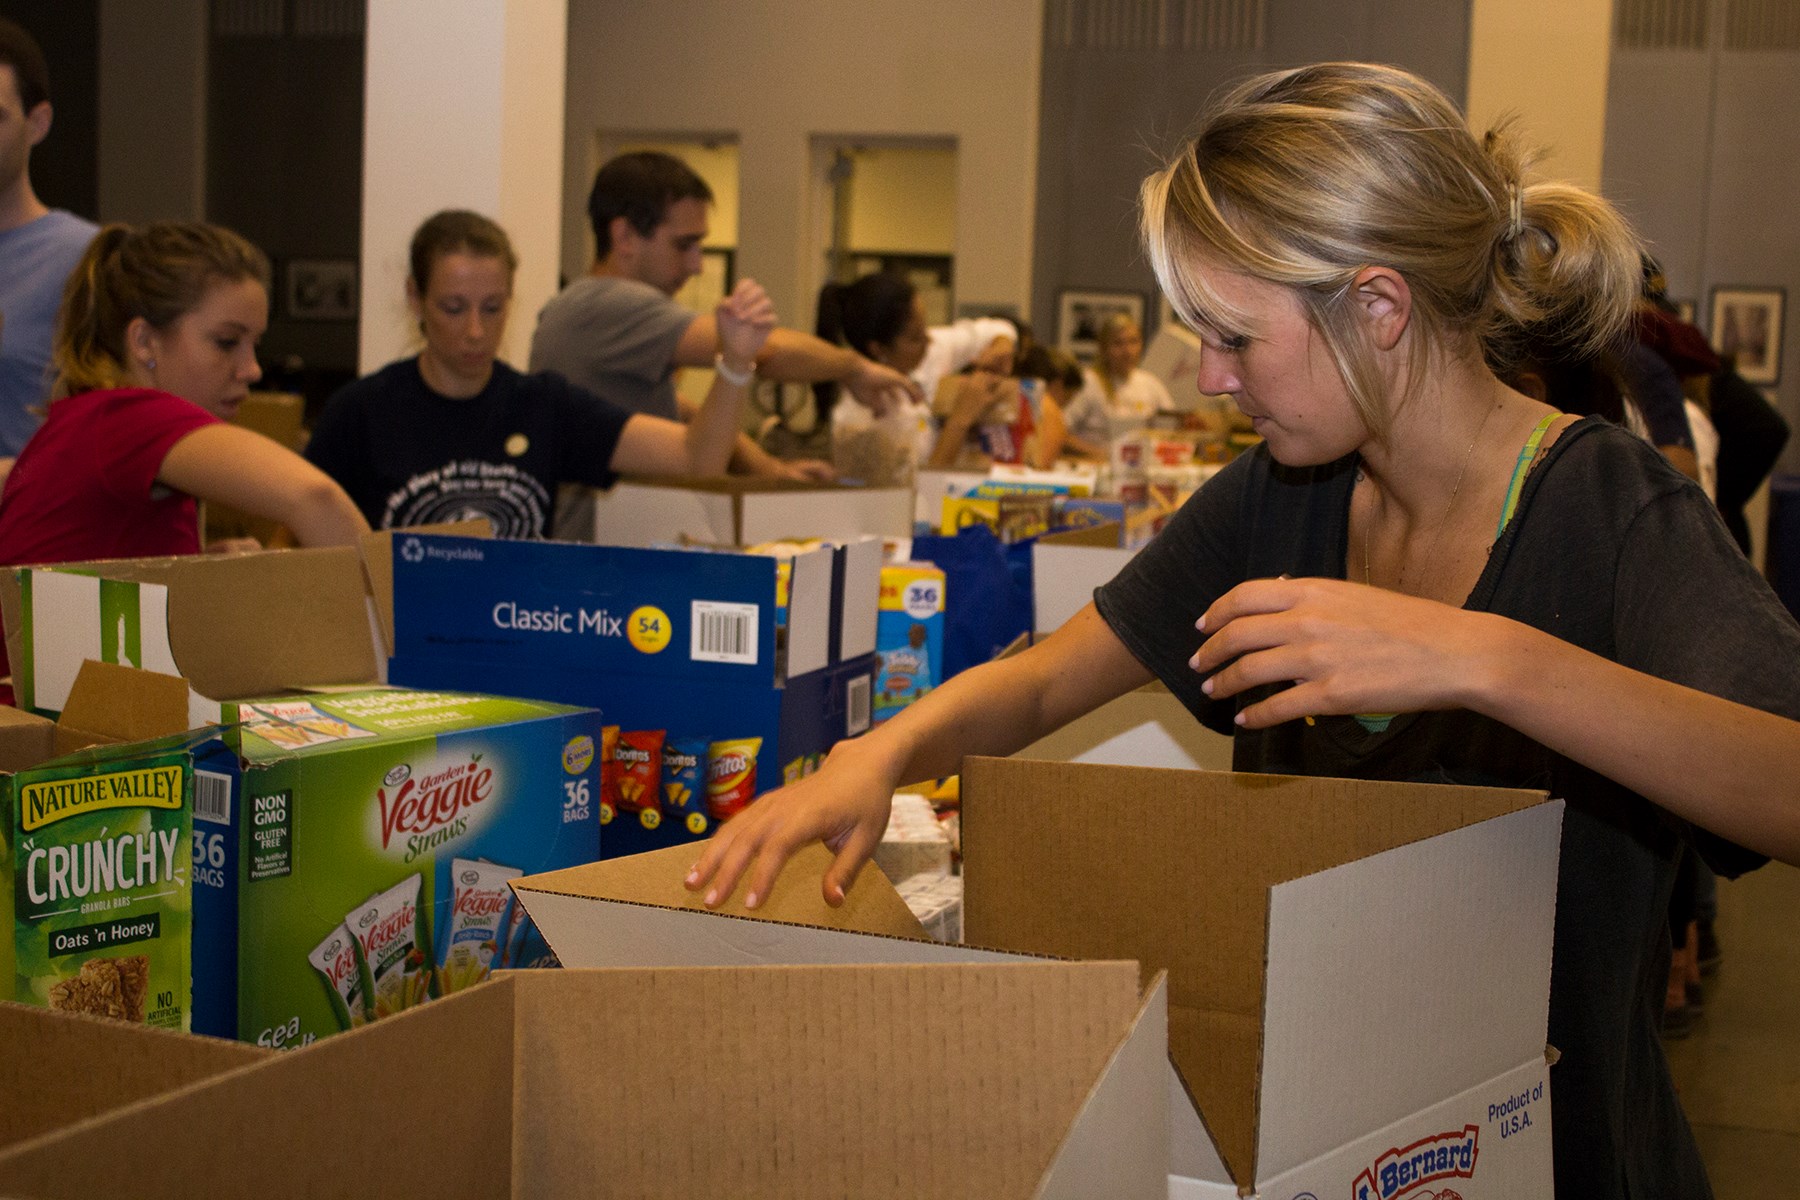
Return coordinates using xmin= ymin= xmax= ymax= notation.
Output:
xmin=1096 ymin=418 xmax=1800 ymax=1200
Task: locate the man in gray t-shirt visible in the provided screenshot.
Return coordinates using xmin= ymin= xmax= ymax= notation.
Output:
xmin=0 ymin=21 xmax=98 ymax=463
xmin=530 ymin=273 xmax=695 ymax=422
xmin=530 ymin=151 xmax=918 ymax=480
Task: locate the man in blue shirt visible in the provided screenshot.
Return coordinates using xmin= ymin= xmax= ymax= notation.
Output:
xmin=0 ymin=19 xmax=98 ymax=467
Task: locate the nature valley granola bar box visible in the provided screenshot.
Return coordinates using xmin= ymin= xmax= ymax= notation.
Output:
xmin=7 ymin=732 xmax=207 ymax=1031
xmin=189 ymin=687 xmax=601 ymax=1045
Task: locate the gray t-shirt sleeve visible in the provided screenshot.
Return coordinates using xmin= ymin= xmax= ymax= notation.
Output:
xmin=528 ymin=277 xmax=697 ymax=417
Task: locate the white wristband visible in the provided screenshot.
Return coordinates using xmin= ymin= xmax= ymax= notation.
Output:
xmin=714 ymin=354 xmax=755 ymax=387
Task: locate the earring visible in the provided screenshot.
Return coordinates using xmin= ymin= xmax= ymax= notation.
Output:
xmin=145 ymin=357 xmax=157 ymax=371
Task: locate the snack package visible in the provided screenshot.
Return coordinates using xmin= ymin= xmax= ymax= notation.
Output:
xmin=345 ymin=875 xmax=431 ymax=1020
xmin=875 ymin=563 xmax=945 ymax=724
xmin=436 ymin=858 xmax=521 ymax=995
xmin=706 ymin=737 xmax=761 ymax=822
xmin=12 ymin=740 xmax=195 ymax=1029
xmin=599 ymin=725 xmax=620 ymax=823
xmin=500 ymin=900 xmax=560 ymax=970
xmin=615 ymin=730 xmax=666 ymax=822
xmin=308 ymin=923 xmax=373 ymax=1031
xmin=661 ymin=736 xmax=710 ymax=836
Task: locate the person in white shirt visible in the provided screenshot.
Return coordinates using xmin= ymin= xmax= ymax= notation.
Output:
xmin=1063 ymin=313 xmax=1173 ymax=456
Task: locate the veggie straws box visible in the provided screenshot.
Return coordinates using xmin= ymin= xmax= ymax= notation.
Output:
xmin=188 ymin=687 xmax=602 ymax=1045
xmin=385 ymin=533 xmax=879 ymax=860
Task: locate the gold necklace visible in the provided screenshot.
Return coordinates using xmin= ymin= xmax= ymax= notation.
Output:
xmin=1360 ymin=401 xmax=1500 ymax=595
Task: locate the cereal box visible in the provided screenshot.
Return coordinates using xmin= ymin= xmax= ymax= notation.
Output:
xmin=874 ymin=563 xmax=945 ymax=724
xmin=189 ymin=687 xmax=601 ymax=1045
xmin=8 ymin=733 xmax=204 ymax=1030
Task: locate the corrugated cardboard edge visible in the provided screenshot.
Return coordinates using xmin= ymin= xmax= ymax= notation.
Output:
xmin=960 ymin=756 xmax=1552 ymax=1194
xmin=0 ymin=974 xmax=521 ymax=1199
xmin=0 ymin=1001 xmax=272 ymax=1152
xmin=53 ymin=660 xmax=193 ymax=752
xmin=1247 ymin=799 xmax=1562 ymax=1186
xmin=1034 ymin=971 xmax=1172 ymax=1200
xmin=514 ymin=840 xmax=931 ymax=942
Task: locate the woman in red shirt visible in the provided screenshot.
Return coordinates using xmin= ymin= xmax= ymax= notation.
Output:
xmin=0 ymin=220 xmax=368 ymax=567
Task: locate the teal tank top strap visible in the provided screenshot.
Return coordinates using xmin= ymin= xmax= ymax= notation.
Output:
xmin=1496 ymin=412 xmax=1562 ymax=538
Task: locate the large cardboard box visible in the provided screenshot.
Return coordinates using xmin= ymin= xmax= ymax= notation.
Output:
xmin=0 ymin=1000 xmax=270 ymax=1154
xmin=0 ymin=842 xmax=1156 ymax=1196
xmin=3 ymin=546 xmax=383 ymax=730
xmin=386 ymin=533 xmax=879 ymax=858
xmin=583 ymin=474 xmax=913 ymax=547
xmin=958 ymin=756 xmax=1563 ymax=1199
xmin=188 ymin=687 xmax=603 ymax=1044
xmin=509 ymin=841 xmax=1171 ymax=1198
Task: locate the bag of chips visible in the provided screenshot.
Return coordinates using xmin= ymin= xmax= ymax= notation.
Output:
xmin=706 ymin=737 xmax=761 ymax=822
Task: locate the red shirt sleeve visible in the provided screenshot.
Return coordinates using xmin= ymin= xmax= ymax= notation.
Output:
xmin=92 ymin=389 xmax=223 ymax=502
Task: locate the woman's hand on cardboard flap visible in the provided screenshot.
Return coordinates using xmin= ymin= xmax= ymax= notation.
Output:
xmin=1188 ymin=576 xmax=1496 ymax=728
xmin=715 ymin=278 xmax=778 ymax=373
xmin=686 ymin=739 xmax=895 ymax=910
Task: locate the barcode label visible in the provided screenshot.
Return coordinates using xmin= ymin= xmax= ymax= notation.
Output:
xmin=690 ymin=601 xmax=759 ymax=665
xmin=846 ymin=674 xmax=872 ymax=735
xmin=194 ymin=770 xmax=232 ymax=825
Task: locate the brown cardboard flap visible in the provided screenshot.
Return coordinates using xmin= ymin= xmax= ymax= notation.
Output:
xmin=55 ymin=661 xmax=193 ymax=750
xmin=0 ymin=965 xmax=1151 ymax=1200
xmin=960 ymin=757 xmax=1549 ymax=1190
xmin=0 ymin=705 xmax=54 ymax=773
xmin=510 ymin=963 xmax=1143 ymax=1197
xmin=0 ymin=1002 xmax=269 ymax=1152
xmin=1169 ymin=1005 xmax=1262 ymax=1186
xmin=516 ymin=841 xmax=930 ymax=942
xmin=359 ymin=522 xmax=493 ymax=656
xmin=157 ymin=548 xmax=375 ymax=699
xmin=0 ymin=977 xmax=517 ymax=1199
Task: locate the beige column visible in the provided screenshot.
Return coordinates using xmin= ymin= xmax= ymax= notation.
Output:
xmin=360 ymin=0 xmax=566 ymax=373
xmin=1467 ymin=0 xmax=1615 ymax=189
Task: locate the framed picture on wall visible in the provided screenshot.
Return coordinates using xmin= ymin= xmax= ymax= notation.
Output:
xmin=1058 ymin=289 xmax=1145 ymax=361
xmin=285 ymin=259 xmax=358 ymax=322
xmin=1709 ymin=286 xmax=1785 ymax=385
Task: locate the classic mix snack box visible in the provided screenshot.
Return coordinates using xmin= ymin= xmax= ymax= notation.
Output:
xmin=6 ymin=732 xmax=208 ymax=1030
xmin=190 ymin=687 xmax=601 ymax=1046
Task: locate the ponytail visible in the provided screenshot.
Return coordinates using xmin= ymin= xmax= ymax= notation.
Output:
xmin=50 ymin=221 xmax=271 ymax=402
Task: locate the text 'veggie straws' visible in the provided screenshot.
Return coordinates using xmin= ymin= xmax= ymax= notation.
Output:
xmin=190 ymin=688 xmax=602 ymax=1045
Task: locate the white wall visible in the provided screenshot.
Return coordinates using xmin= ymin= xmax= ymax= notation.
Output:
xmin=561 ymin=0 xmax=1043 ymax=331
xmin=361 ymin=0 xmax=567 ymax=372
xmin=1467 ymin=0 xmax=1615 ymax=190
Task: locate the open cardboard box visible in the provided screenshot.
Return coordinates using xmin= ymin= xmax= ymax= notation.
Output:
xmin=582 ymin=473 xmax=913 ymax=547
xmin=959 ymin=756 xmax=1563 ymax=1199
xmin=0 ymin=522 xmax=495 ymax=727
xmin=0 ymin=1001 xmax=269 ymax=1155
xmin=2 ymin=546 xmax=383 ymax=730
xmin=0 ymin=846 xmax=1169 ymax=1199
xmin=506 ymin=841 xmax=1170 ymax=1198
